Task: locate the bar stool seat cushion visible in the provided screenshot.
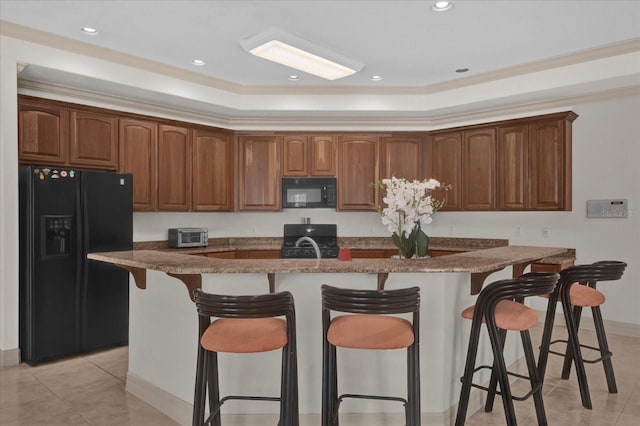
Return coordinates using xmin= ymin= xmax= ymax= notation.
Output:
xmin=569 ymin=284 xmax=605 ymax=307
xmin=327 ymin=314 xmax=414 ymax=349
xmin=201 ymin=318 xmax=288 ymax=353
xmin=461 ymin=300 xmax=538 ymax=331
xmin=540 ymin=283 xmax=606 ymax=307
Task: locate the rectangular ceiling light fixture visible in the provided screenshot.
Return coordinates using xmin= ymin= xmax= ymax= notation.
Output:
xmin=241 ymin=28 xmax=363 ymax=81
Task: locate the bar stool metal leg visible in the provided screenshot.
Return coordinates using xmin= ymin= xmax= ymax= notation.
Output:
xmin=592 ymin=305 xmax=617 ymax=393
xmin=455 ymin=319 xmax=484 ymax=426
xmin=208 ymin=351 xmax=221 ymax=426
xmin=561 ymin=305 xmax=583 ymax=379
xmin=521 ymin=330 xmax=547 ymax=426
xmin=486 ymin=319 xmax=517 ymax=425
xmin=560 ymin=288 xmax=592 ymax=409
xmin=193 ymin=344 xmax=207 ymax=426
xmin=483 ymin=328 xmax=507 ymax=413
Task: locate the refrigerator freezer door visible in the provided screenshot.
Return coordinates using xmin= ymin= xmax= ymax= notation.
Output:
xmin=80 ymin=171 xmax=133 ymax=351
xmin=19 ymin=166 xmax=81 ymax=364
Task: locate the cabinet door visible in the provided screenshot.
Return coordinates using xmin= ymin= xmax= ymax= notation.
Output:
xmin=426 ymin=132 xmax=462 ymax=211
xmin=70 ymin=111 xmax=118 ymax=169
xmin=283 ymin=136 xmax=309 ymax=176
xmin=498 ymin=125 xmax=528 ymax=210
xmin=529 ymin=120 xmax=565 ymax=210
xmin=380 ymin=137 xmax=422 ymax=181
xmin=462 ymin=129 xmax=496 ymax=210
xmin=238 ymin=136 xmax=282 ymax=211
xmin=337 ymin=136 xmax=379 ymax=211
xmin=18 ymin=102 xmax=69 ymax=165
xmin=158 ymin=125 xmax=191 ymax=211
xmin=192 ymin=130 xmax=234 ymax=211
xmin=118 ymin=119 xmax=158 ymax=211
xmin=310 ymin=135 xmax=336 ymax=176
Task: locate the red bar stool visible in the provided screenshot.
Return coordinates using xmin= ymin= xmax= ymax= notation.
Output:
xmin=192 ymin=289 xmax=298 ymax=426
xmin=321 ymin=284 xmax=421 ymax=426
xmin=538 ymin=260 xmax=627 ymax=409
xmin=455 ymin=272 xmax=559 ymax=426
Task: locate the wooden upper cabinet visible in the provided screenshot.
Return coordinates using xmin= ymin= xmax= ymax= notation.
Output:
xmin=498 ymin=125 xmax=529 ymax=210
xmin=337 ymin=136 xmax=379 ymax=211
xmin=70 ymin=111 xmax=118 ymax=169
xmin=118 ymin=119 xmax=158 ymax=211
xmin=529 ymin=119 xmax=568 ymax=210
xmin=18 ymin=102 xmax=69 ymax=165
xmin=380 ymin=136 xmax=422 ymax=181
xmin=192 ymin=130 xmax=234 ymax=211
xmin=310 ymin=135 xmax=336 ymax=176
xmin=283 ymin=135 xmax=336 ymax=176
xmin=157 ymin=124 xmax=191 ymax=211
xmin=237 ymin=136 xmax=282 ymax=211
xmin=426 ymin=132 xmax=463 ymax=211
xmin=462 ymin=129 xmax=496 ymax=210
xmin=283 ymin=136 xmax=309 ymax=176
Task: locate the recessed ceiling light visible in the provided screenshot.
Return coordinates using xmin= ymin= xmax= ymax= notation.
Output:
xmin=455 ymin=67 xmax=469 ymax=73
xmin=288 ymin=75 xmax=300 ymax=81
xmin=80 ymin=27 xmax=98 ymax=35
xmin=241 ymin=28 xmax=364 ymax=81
xmin=370 ymin=75 xmax=383 ymax=81
xmin=191 ymin=59 xmax=206 ymax=66
xmin=432 ymin=1 xmax=453 ymax=12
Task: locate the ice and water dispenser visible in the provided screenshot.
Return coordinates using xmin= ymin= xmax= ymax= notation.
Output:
xmin=42 ymin=215 xmax=72 ymax=257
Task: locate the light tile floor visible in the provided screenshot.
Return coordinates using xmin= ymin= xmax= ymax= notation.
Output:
xmin=1 ymin=324 xmax=639 ymax=425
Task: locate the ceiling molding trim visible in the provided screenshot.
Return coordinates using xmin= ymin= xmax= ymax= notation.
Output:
xmin=425 ymin=85 xmax=640 ymax=129
xmin=17 ymin=79 xmax=235 ymax=129
xmin=19 ymin=78 xmax=640 ymax=132
xmin=3 ymin=20 xmax=639 ymax=97
xmin=1 ymin=20 xmax=243 ymax=93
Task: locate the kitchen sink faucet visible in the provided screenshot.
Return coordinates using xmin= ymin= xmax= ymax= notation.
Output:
xmin=295 ymin=236 xmax=321 ymax=259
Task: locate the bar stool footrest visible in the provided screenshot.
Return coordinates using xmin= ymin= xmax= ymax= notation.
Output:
xmin=206 ymin=395 xmax=281 ymax=425
xmin=337 ymin=393 xmax=407 ymax=405
xmin=547 ymin=339 xmax=613 ymax=364
xmin=461 ymin=365 xmax=542 ymax=402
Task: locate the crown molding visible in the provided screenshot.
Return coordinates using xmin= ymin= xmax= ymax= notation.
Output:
xmin=18 ymin=77 xmax=640 ymax=131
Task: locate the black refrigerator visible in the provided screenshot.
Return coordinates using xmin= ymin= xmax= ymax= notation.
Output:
xmin=19 ymin=166 xmax=133 ymax=365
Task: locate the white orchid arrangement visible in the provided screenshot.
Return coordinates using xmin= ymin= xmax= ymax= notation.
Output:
xmin=377 ymin=176 xmax=449 ymax=258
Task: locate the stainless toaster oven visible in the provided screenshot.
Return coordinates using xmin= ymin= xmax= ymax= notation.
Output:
xmin=168 ymin=228 xmax=208 ymax=248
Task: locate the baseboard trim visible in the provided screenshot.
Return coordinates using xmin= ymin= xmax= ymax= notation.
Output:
xmin=0 ymin=347 xmax=20 ymax=366
xmin=125 ymin=372 xmax=454 ymax=425
xmin=126 ymin=372 xmax=193 ymax=425
xmin=536 ymin=310 xmax=640 ymax=338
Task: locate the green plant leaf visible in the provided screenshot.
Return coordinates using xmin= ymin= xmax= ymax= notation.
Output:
xmin=392 ymin=232 xmax=411 ymax=258
xmin=405 ymin=229 xmax=417 ymax=258
xmin=415 ymin=230 xmax=429 ymax=258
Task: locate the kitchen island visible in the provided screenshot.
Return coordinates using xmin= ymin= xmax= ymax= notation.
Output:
xmin=89 ymin=243 xmax=572 ymax=425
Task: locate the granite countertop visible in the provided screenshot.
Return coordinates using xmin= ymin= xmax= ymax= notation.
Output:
xmin=133 ymin=236 xmax=510 ymax=255
xmin=89 ymin=245 xmax=571 ymax=275
xmin=131 ymin=236 xmax=570 ymax=266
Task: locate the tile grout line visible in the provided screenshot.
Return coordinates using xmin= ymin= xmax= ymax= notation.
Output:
xmin=27 ymin=367 xmax=96 ymax=425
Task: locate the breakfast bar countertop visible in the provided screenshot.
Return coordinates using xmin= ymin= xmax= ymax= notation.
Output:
xmin=88 ymin=245 xmax=571 ymax=275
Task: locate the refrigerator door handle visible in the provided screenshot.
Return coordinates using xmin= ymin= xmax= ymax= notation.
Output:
xmin=78 ymin=180 xmax=88 ymax=348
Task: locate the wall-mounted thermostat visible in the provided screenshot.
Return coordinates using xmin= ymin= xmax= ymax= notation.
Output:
xmin=586 ymin=199 xmax=628 ymax=218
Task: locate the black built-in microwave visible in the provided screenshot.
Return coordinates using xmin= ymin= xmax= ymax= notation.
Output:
xmin=282 ymin=177 xmax=337 ymax=208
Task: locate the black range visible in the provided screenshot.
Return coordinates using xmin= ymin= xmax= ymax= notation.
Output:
xmin=280 ymin=224 xmax=339 ymax=259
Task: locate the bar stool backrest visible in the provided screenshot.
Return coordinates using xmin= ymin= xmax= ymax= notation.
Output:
xmin=321 ymin=285 xmax=420 ymax=315
xmin=474 ymin=272 xmax=560 ymax=324
xmin=193 ymin=289 xmax=296 ymax=336
xmin=556 ymin=261 xmax=627 ymax=304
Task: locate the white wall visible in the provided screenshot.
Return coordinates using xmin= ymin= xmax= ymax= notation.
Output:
xmin=1 ymin=32 xmax=639 ymax=361
xmin=0 ymin=45 xmax=20 ymax=362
